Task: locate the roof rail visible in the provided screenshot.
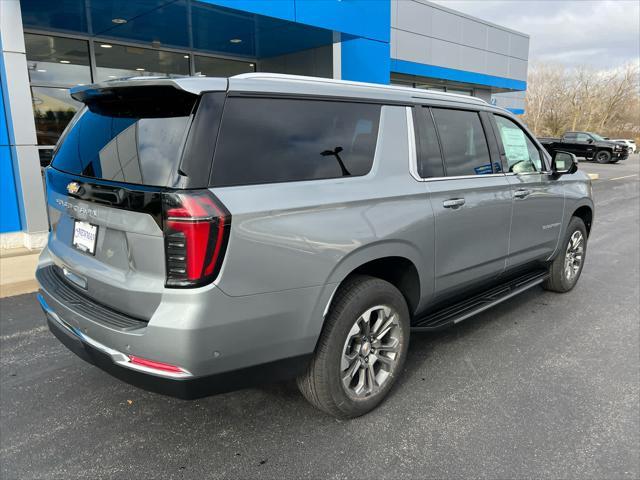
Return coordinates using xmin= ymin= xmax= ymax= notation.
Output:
xmin=230 ymin=72 xmax=489 ymax=105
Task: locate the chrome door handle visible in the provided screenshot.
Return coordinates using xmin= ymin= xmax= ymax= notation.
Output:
xmin=443 ymin=198 xmax=466 ymax=209
xmin=514 ymin=189 xmax=531 ymax=199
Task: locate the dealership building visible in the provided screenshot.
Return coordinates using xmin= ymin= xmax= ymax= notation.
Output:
xmin=0 ymin=0 xmax=529 ymax=249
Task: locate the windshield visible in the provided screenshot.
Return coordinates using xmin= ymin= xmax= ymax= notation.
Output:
xmin=589 ymin=133 xmax=606 ymax=141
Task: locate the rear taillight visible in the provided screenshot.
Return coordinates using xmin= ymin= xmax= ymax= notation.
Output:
xmin=162 ymin=190 xmax=231 ymax=288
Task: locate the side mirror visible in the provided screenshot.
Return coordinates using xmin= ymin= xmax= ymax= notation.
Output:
xmin=552 ymin=151 xmax=578 ymax=176
xmin=587 ymin=138 xmax=594 ymax=144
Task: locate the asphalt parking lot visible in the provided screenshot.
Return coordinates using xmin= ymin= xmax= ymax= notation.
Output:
xmin=1 ymin=155 xmax=639 ymax=479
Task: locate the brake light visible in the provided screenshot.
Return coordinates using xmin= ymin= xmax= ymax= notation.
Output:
xmin=162 ymin=190 xmax=231 ymax=288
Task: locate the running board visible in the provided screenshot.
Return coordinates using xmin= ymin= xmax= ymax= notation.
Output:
xmin=411 ymin=270 xmax=549 ymax=331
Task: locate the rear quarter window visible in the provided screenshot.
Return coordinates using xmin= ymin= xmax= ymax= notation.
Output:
xmin=210 ymin=97 xmax=381 ymax=187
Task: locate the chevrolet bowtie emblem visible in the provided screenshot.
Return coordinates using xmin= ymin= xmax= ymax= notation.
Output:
xmin=66 ymin=182 xmax=81 ymax=195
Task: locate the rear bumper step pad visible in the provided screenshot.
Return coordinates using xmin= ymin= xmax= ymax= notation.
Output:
xmin=36 ymin=265 xmax=147 ymax=331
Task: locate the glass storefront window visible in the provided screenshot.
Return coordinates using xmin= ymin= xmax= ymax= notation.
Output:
xmin=447 ymin=88 xmax=473 ymax=96
xmin=25 ymin=34 xmax=91 ymax=85
xmin=194 ymin=56 xmax=255 ymax=77
xmin=94 ymin=43 xmax=190 ymax=81
xmin=31 ymin=86 xmax=83 ymax=146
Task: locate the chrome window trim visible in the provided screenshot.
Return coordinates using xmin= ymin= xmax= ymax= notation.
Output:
xmin=423 ymin=173 xmax=507 ymax=182
xmin=504 ymin=171 xmax=553 ymax=177
xmin=406 ymin=107 xmax=422 ymax=182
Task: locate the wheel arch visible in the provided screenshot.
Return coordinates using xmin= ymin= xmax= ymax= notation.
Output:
xmin=323 ymin=241 xmax=426 ymax=317
xmin=572 ymin=204 xmax=594 ymax=236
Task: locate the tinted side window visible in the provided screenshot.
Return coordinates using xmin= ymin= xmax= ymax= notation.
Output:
xmin=431 ymin=108 xmax=492 ymax=177
xmin=576 ymin=133 xmax=591 ymax=142
xmin=211 ymin=98 xmax=381 ymax=187
xmin=494 ymin=115 xmax=542 ymax=173
xmin=416 ymin=108 xmax=444 ymax=178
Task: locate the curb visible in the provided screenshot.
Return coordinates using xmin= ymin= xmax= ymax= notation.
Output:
xmin=0 ymin=279 xmax=39 ymax=298
xmin=0 ymin=250 xmax=40 ymax=299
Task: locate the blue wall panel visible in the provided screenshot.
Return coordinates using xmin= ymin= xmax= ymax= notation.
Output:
xmin=295 ymin=0 xmax=389 ymax=42
xmin=341 ymin=38 xmax=390 ymax=85
xmin=0 ymin=90 xmax=8 ymax=147
xmin=391 ymin=59 xmax=527 ymax=91
xmin=1 ymin=46 xmax=23 ymax=233
xmin=0 ymin=145 xmax=22 ymax=233
xmin=200 ymin=0 xmax=389 ymax=42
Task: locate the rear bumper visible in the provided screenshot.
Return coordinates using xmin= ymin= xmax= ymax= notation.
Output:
xmin=40 ymin=293 xmax=311 ymax=399
xmin=35 ymin=246 xmax=333 ymax=399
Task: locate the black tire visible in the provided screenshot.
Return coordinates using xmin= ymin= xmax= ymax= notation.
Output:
xmin=297 ymin=275 xmax=410 ymax=419
xmin=610 ymin=158 xmax=620 ymax=164
xmin=543 ymin=217 xmax=588 ymax=293
xmin=594 ymin=150 xmax=612 ymax=163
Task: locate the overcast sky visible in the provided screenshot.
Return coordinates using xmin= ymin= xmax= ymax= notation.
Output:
xmin=430 ymin=0 xmax=640 ymax=68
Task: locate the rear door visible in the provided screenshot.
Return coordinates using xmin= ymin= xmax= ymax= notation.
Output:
xmin=490 ymin=114 xmax=565 ymax=268
xmin=564 ymin=132 xmax=596 ymax=159
xmin=419 ymin=106 xmax=512 ymax=298
xmin=45 ymin=86 xmax=221 ymax=319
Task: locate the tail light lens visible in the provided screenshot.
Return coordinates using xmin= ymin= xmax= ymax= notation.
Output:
xmin=162 ymin=190 xmax=231 ymax=288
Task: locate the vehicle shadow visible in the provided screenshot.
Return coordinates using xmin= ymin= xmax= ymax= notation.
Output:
xmin=174 ymin=285 xmax=549 ymax=423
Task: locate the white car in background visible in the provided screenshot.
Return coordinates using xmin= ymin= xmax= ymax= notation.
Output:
xmin=612 ymin=139 xmax=637 ymax=154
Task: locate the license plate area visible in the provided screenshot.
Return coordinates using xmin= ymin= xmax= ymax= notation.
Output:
xmin=72 ymin=220 xmax=98 ymax=255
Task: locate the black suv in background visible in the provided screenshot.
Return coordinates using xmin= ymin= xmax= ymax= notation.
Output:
xmin=539 ymin=131 xmax=629 ymax=163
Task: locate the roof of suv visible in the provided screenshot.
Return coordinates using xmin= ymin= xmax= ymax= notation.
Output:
xmin=71 ymin=73 xmax=490 ymax=109
xmin=228 ymin=73 xmax=489 ymax=107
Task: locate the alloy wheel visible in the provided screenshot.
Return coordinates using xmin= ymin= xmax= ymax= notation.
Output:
xmin=340 ymin=305 xmax=403 ymax=399
xmin=564 ymin=230 xmax=584 ymax=281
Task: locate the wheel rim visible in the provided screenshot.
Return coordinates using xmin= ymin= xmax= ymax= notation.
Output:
xmin=597 ymin=152 xmax=608 ymax=162
xmin=564 ymin=230 xmax=585 ymax=281
xmin=340 ymin=305 xmax=402 ymax=399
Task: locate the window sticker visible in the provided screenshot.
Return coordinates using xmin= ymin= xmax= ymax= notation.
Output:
xmin=500 ymin=125 xmax=530 ymax=162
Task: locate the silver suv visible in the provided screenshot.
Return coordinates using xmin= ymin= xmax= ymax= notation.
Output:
xmin=36 ymin=73 xmax=594 ymax=418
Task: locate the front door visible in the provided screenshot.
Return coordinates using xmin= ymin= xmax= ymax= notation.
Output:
xmin=491 ymin=114 xmax=565 ymax=268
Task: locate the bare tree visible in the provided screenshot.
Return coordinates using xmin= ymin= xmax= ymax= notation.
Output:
xmin=522 ymin=62 xmax=640 ymax=141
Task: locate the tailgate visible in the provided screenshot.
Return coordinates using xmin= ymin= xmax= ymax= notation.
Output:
xmin=40 ymin=83 xmax=225 ymax=319
xmin=45 ymin=169 xmax=165 ymax=320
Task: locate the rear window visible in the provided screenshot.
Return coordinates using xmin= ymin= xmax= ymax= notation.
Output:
xmin=52 ymin=87 xmax=197 ymax=187
xmin=210 ymin=97 xmax=381 ymax=187
xmin=431 ymin=108 xmax=492 ymax=177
